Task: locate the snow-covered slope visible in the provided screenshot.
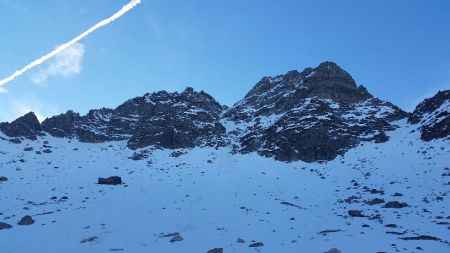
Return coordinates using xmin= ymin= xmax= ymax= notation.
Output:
xmin=1 ymin=62 xmax=449 ymax=252
xmin=0 ymin=120 xmax=449 ymax=253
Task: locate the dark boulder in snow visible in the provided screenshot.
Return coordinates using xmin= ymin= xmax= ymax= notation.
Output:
xmin=348 ymin=210 xmax=365 ymax=217
xmin=325 ymin=249 xmax=342 ymax=253
xmin=17 ymin=215 xmax=35 ymax=225
xmin=383 ymin=201 xmax=408 ymax=208
xmin=168 ymin=233 xmax=183 ymax=243
xmin=0 ymin=176 xmax=7 ymax=182
xmin=367 ymin=198 xmax=385 ymax=205
xmin=98 ymin=176 xmax=122 ymax=185
xmin=400 ymin=235 xmax=440 ymax=241
xmin=248 ymin=242 xmax=264 ymax=247
xmin=0 ymin=222 xmax=12 ymax=230
xmin=207 ymin=248 xmax=223 ymax=253
xmin=80 ymin=236 xmax=98 ymax=243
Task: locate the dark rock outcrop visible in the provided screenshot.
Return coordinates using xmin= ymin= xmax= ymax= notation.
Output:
xmin=125 ymin=88 xmax=226 ymax=149
xmin=98 ymin=176 xmax=122 ymax=185
xmin=0 ymin=112 xmax=42 ymax=140
xmin=383 ymin=201 xmax=408 ymax=208
xmin=248 ymin=242 xmax=264 ymax=247
xmin=348 ymin=210 xmax=365 ymax=217
xmin=207 ymin=248 xmax=223 ymax=253
xmin=17 ymin=215 xmax=34 ymax=225
xmin=40 ymin=88 xmax=227 ymax=149
xmin=223 ymin=61 xmax=407 ymax=162
xmin=409 ymin=90 xmax=450 ymax=141
xmin=0 ymin=222 xmax=12 ymax=230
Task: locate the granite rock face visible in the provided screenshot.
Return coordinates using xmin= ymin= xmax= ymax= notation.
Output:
xmin=408 ymin=90 xmax=450 ymax=141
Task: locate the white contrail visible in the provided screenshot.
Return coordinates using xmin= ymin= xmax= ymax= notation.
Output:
xmin=0 ymin=0 xmax=141 ymax=87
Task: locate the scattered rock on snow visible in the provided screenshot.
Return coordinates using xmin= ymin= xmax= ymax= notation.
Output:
xmin=0 ymin=222 xmax=12 ymax=230
xmin=98 ymin=176 xmax=122 ymax=185
xmin=237 ymin=238 xmax=246 ymax=243
xmin=325 ymin=248 xmax=341 ymax=253
xmin=0 ymin=176 xmax=8 ymax=182
xmin=159 ymin=232 xmax=184 ymax=243
xmin=367 ymin=198 xmax=385 ymax=205
xmin=207 ymin=248 xmax=223 ymax=253
xmin=80 ymin=236 xmax=98 ymax=243
xmin=17 ymin=215 xmax=34 ymax=225
xmin=169 ymin=234 xmax=183 ymax=243
xmin=249 ymin=242 xmax=264 ymax=247
xmin=400 ymin=235 xmax=440 ymax=241
xmin=42 ymin=149 xmax=52 ymax=153
xmin=348 ymin=210 xmax=365 ymax=217
xmin=383 ymin=201 xmax=408 ymax=208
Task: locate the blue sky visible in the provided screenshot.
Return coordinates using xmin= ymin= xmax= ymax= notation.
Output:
xmin=0 ymin=0 xmax=449 ymax=122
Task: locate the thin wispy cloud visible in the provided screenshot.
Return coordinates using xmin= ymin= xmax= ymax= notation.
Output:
xmin=30 ymin=43 xmax=85 ymax=84
xmin=0 ymin=0 xmax=141 ymax=88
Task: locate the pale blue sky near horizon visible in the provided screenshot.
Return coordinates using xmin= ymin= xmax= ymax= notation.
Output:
xmin=0 ymin=0 xmax=449 ymax=122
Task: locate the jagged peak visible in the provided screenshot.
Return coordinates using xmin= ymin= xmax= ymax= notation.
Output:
xmin=7 ymin=112 xmax=41 ymax=129
xmin=239 ymin=61 xmax=370 ymax=110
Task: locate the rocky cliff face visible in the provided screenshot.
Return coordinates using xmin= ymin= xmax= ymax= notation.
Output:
xmin=1 ymin=61 xmax=448 ymax=162
xmin=409 ymin=90 xmax=450 ymax=141
xmin=41 ymin=87 xmax=227 ymax=149
xmin=0 ymin=112 xmax=43 ymax=140
xmin=223 ymin=62 xmax=408 ymax=162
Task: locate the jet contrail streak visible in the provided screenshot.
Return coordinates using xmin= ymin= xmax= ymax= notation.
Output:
xmin=0 ymin=0 xmax=141 ymax=86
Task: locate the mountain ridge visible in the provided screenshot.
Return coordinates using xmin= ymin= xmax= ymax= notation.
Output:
xmin=1 ymin=61 xmax=449 ymax=162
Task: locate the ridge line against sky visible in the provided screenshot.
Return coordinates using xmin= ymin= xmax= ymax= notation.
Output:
xmin=0 ymin=0 xmax=141 ymax=89
xmin=0 ymin=0 xmax=449 ymax=122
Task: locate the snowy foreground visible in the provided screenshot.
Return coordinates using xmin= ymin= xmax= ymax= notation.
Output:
xmin=0 ymin=121 xmax=449 ymax=253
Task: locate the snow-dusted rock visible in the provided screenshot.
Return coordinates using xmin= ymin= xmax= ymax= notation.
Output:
xmin=224 ymin=61 xmax=407 ymax=162
xmin=409 ymin=90 xmax=450 ymax=141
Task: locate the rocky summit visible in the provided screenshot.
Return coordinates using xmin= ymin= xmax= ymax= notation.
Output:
xmin=223 ymin=61 xmax=408 ymax=162
xmin=1 ymin=62 xmax=449 ymax=163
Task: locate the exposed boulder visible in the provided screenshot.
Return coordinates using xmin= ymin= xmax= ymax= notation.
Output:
xmin=207 ymin=248 xmax=223 ymax=253
xmin=248 ymin=242 xmax=264 ymax=247
xmin=17 ymin=215 xmax=35 ymax=225
xmin=348 ymin=210 xmax=365 ymax=217
xmin=0 ymin=222 xmax=12 ymax=230
xmin=367 ymin=198 xmax=385 ymax=205
xmin=98 ymin=176 xmax=122 ymax=185
xmin=383 ymin=201 xmax=408 ymax=208
xmin=325 ymin=249 xmax=342 ymax=253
